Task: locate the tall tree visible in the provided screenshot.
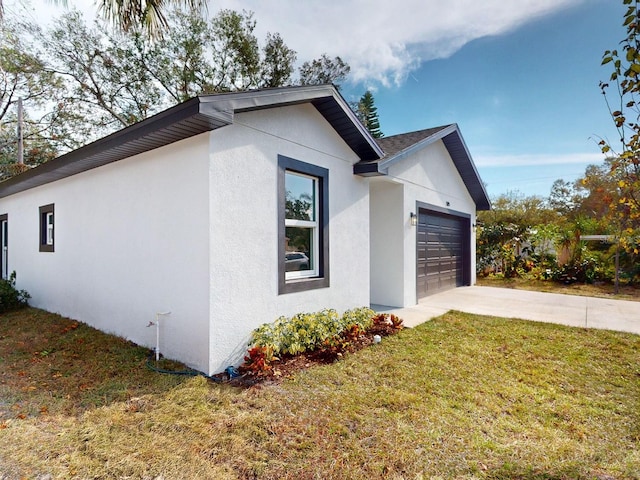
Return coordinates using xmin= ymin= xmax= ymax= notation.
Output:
xmin=298 ymin=54 xmax=350 ymax=90
xmin=599 ymin=0 xmax=640 ymax=253
xmin=0 ymin=17 xmax=68 ymax=168
xmin=38 ymin=9 xmax=347 ymax=148
xmin=42 ymin=11 xmax=162 ymax=141
xmin=549 ymin=179 xmax=582 ymax=218
xmin=355 ymin=90 xmax=383 ymax=138
xmin=262 ymin=32 xmax=297 ymax=88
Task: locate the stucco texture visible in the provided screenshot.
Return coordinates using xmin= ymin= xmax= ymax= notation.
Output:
xmin=0 ymin=135 xmax=212 ymax=372
xmin=370 ymin=139 xmax=477 ymax=307
xmin=207 ymin=104 xmax=370 ymax=373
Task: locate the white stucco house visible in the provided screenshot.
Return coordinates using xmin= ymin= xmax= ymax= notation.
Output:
xmin=0 ymin=85 xmax=489 ymax=375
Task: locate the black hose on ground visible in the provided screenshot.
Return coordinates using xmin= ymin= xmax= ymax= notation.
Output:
xmin=145 ymin=351 xmax=226 ymax=383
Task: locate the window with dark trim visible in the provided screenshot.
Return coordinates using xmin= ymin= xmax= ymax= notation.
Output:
xmin=278 ymin=155 xmax=329 ymax=294
xmin=0 ymin=213 xmax=7 ymax=280
xmin=39 ymin=204 xmax=54 ymax=252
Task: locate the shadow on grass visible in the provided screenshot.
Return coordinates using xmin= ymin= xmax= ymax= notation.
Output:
xmin=0 ymin=308 xmax=195 ymax=419
xmin=485 ymin=463 xmax=614 ymax=480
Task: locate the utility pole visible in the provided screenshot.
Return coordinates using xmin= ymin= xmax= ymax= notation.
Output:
xmin=17 ymin=97 xmax=24 ymax=165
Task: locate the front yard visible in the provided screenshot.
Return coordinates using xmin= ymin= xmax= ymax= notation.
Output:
xmin=1 ymin=308 xmax=639 ymax=479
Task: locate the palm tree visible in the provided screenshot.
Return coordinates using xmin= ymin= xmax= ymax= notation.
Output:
xmin=0 ymin=0 xmax=205 ymax=39
xmin=97 ymin=0 xmax=206 ymax=38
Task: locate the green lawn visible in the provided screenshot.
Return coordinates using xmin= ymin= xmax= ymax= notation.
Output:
xmin=1 ymin=308 xmax=639 ymax=479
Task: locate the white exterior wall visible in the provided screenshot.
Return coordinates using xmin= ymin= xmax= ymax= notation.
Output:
xmin=207 ymin=104 xmax=370 ymax=373
xmin=369 ymin=179 xmax=404 ymax=307
xmin=0 ymin=136 xmax=212 ymax=372
xmin=372 ymin=139 xmax=478 ymax=307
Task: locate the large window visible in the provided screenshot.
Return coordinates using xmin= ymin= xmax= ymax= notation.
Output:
xmin=278 ymin=155 xmax=329 ymax=294
xmin=39 ymin=204 xmax=54 ymax=252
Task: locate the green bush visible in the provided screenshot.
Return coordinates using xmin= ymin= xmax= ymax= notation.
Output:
xmin=0 ymin=271 xmax=30 ymax=313
xmin=249 ymin=307 xmax=375 ymax=357
xmin=551 ymin=255 xmax=604 ymax=284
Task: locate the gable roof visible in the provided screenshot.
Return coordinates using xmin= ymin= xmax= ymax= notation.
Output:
xmin=0 ymin=84 xmax=383 ymax=199
xmin=354 ymin=124 xmax=491 ymax=211
xmin=375 ymin=126 xmax=450 ymax=157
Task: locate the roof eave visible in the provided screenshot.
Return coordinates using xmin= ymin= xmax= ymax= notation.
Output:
xmin=0 ymin=85 xmax=383 ymax=199
xmin=357 ymin=124 xmax=491 ymax=211
xmin=440 ymin=128 xmax=491 ymax=211
xmin=199 ymin=85 xmax=383 ymax=161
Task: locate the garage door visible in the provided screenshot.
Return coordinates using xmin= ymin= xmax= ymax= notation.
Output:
xmin=416 ymin=209 xmax=468 ymax=299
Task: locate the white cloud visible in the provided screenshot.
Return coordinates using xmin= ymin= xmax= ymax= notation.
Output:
xmin=20 ymin=0 xmax=583 ymax=86
xmin=211 ymin=0 xmax=583 ymax=86
xmin=475 ymin=152 xmax=604 ymax=168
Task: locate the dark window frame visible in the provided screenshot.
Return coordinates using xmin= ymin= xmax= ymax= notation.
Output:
xmin=278 ymin=155 xmax=329 ymax=294
xmin=0 ymin=213 xmax=7 ymax=280
xmin=39 ymin=204 xmax=55 ymax=253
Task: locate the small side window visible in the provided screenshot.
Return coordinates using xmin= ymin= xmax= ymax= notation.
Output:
xmin=39 ymin=204 xmax=54 ymax=252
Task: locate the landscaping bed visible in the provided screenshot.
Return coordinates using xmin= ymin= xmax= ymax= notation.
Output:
xmin=235 ymin=310 xmax=404 ymax=385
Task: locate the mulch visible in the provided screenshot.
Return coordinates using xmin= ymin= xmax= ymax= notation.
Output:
xmin=224 ymin=315 xmax=403 ymax=388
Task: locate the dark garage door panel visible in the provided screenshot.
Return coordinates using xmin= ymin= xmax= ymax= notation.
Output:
xmin=417 ymin=210 xmax=467 ymax=299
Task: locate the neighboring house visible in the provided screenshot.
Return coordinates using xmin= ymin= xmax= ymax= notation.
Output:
xmin=0 ymin=85 xmax=489 ymax=375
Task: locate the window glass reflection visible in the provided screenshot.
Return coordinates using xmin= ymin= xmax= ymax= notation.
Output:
xmin=285 ymin=227 xmax=313 ymax=272
xmin=285 ymin=172 xmax=315 ymax=221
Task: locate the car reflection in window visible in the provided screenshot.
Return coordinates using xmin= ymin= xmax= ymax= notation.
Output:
xmin=285 ymin=252 xmax=310 ymax=272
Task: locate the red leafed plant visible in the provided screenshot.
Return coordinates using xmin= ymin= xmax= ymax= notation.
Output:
xmin=370 ymin=313 xmax=404 ymax=336
xmin=241 ymin=346 xmax=275 ymax=375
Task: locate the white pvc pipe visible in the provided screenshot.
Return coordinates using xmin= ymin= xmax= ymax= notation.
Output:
xmin=154 ymin=311 xmax=171 ymax=361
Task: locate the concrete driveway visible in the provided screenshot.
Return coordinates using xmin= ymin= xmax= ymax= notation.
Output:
xmin=373 ymin=286 xmax=640 ymax=335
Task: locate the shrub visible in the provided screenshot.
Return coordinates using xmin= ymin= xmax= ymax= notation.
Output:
xmin=0 ymin=271 xmax=30 ymax=313
xmin=249 ymin=307 xmax=375 ymax=357
xmin=242 ymin=307 xmax=404 ymax=376
xmin=551 ymin=255 xmax=604 ymax=284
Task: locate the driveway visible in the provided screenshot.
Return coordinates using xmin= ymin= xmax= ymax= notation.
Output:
xmin=373 ymin=286 xmax=640 ymax=335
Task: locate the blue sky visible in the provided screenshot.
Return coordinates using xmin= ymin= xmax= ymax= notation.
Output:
xmin=25 ymin=0 xmax=626 ymax=200
xmin=214 ymin=0 xmax=624 ymax=200
xmin=348 ymin=0 xmax=624 ymax=200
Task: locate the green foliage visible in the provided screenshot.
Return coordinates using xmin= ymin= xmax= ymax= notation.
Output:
xmin=244 ymin=308 xmax=404 ymax=374
xmin=477 ymin=191 xmax=559 ymax=277
xmin=551 ymin=254 xmax=605 ymax=284
xmin=355 ymin=90 xmax=384 ymax=138
xmin=598 ymin=0 xmax=640 ymax=250
xmin=298 ymin=53 xmax=350 ymax=90
xmin=476 ymin=186 xmax=634 ymax=286
xmin=249 ymin=307 xmax=375 ymax=357
xmin=0 ymin=17 xmax=68 ymax=167
xmin=27 ymin=8 xmax=352 ymax=152
xmin=97 ymin=0 xmax=206 ymax=40
xmin=0 ymin=7 xmax=357 ymax=180
xmin=0 ymin=271 xmax=30 ymax=313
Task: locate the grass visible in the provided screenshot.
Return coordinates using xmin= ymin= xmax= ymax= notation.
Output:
xmin=477 ymin=275 xmax=640 ymax=302
xmin=1 ymin=308 xmax=639 ymax=479
xmin=0 ymin=308 xmax=188 ymax=419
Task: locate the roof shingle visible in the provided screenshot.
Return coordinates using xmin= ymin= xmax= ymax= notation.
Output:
xmin=375 ymin=125 xmax=452 ymax=158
